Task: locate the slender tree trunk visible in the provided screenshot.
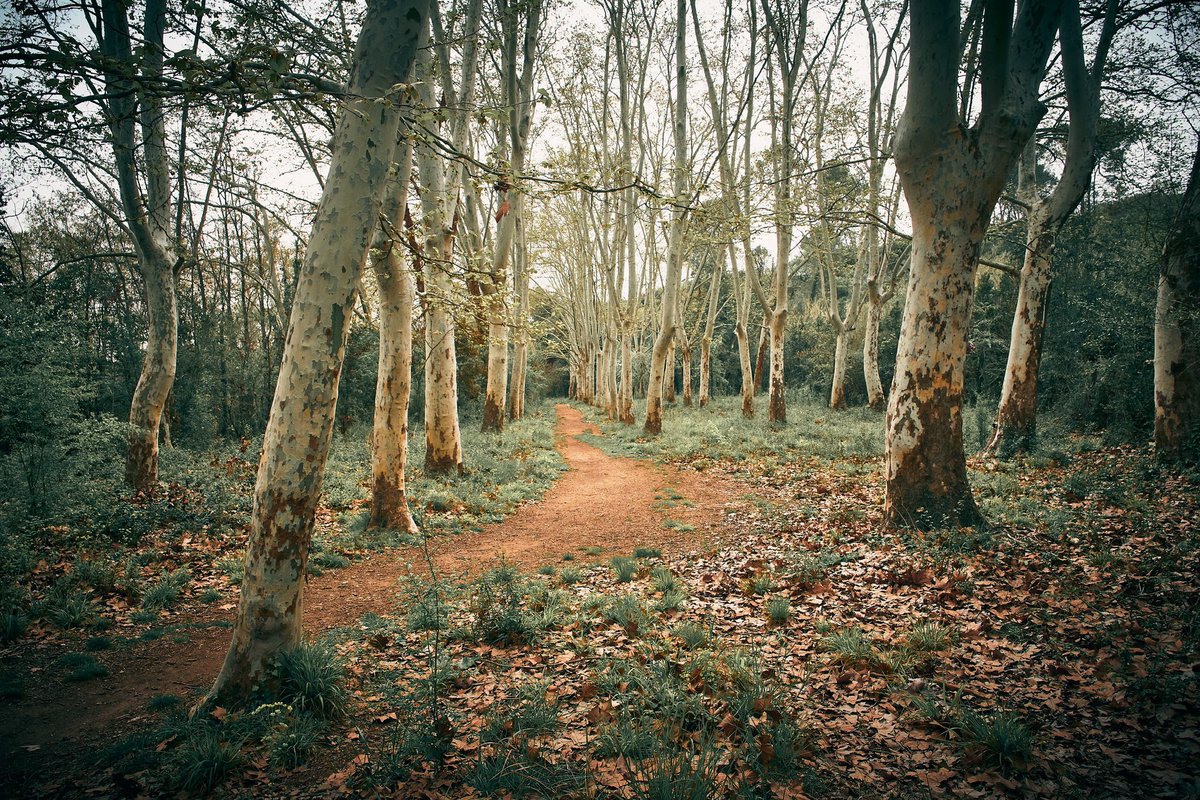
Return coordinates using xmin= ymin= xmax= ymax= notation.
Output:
xmin=205 ymin=0 xmax=427 ymax=708
xmin=681 ymin=343 xmax=692 ymax=406
xmin=101 ymin=0 xmax=178 ymax=493
xmin=830 ymin=326 xmax=849 ymax=410
xmin=698 ymin=338 xmax=712 ymax=407
xmin=664 ymin=339 xmax=676 ymax=403
xmin=368 ymin=141 xmax=418 ymax=533
xmin=863 ymin=296 xmax=886 ymax=410
xmin=1155 ymin=141 xmax=1200 ymax=461
xmin=736 ymin=321 xmax=754 ymax=418
xmin=125 ymin=253 xmax=177 ymax=490
xmin=768 ymin=310 xmax=786 ymax=423
xmin=988 ymin=203 xmax=1054 ymax=454
xmin=508 ymin=220 xmax=529 ymax=421
xmin=753 ymin=324 xmax=768 ymax=394
xmin=619 ymin=322 xmax=635 ymax=423
xmin=643 ymin=0 xmax=688 ymax=436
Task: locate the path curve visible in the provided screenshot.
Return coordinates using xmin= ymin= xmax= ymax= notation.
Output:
xmin=0 ymin=403 xmax=737 ymax=793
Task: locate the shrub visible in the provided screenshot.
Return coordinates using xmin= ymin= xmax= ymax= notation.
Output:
xmin=58 ymin=652 xmax=108 ymax=681
xmin=634 ymin=547 xmax=662 ymax=559
xmin=958 ymin=709 xmax=1034 ymax=772
xmin=148 ymin=694 xmax=182 ymax=712
xmin=141 ymin=568 xmax=191 ymax=612
xmin=559 ymin=567 xmax=582 ymax=585
xmin=1 ymin=609 xmax=28 ymax=643
xmin=651 ymin=567 xmax=679 ymax=594
xmin=905 ymin=620 xmax=957 ymax=653
xmin=819 ymin=627 xmax=880 ymax=668
xmin=653 ymin=589 xmax=687 ymax=612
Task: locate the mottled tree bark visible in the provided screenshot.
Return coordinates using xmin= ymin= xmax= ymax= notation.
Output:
xmin=863 ymin=292 xmax=887 ymax=409
xmin=885 ymin=0 xmax=1062 ymax=528
xmin=368 ymin=139 xmax=418 ymax=533
xmin=987 ymin=0 xmax=1114 ymax=455
xmin=205 ymin=0 xmax=428 ymax=708
xmin=101 ymin=0 xmax=179 ymax=493
xmin=643 ymin=0 xmax=688 ymax=436
xmin=1155 ymin=140 xmax=1200 ymax=462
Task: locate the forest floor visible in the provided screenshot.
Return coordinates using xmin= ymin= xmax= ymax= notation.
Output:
xmin=1 ymin=399 xmax=1198 ymax=800
xmin=0 ymin=404 xmax=743 ymax=797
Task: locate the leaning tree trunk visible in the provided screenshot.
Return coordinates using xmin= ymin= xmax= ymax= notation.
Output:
xmin=698 ymin=337 xmax=712 ymax=407
xmin=205 ymin=0 xmax=427 ymax=709
xmin=1155 ymin=140 xmax=1200 ymax=461
xmin=368 ymin=141 xmax=418 ymax=533
xmin=987 ymin=203 xmax=1055 ymax=455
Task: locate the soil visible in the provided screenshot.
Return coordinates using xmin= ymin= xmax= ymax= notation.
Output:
xmin=0 ymin=404 xmax=741 ymax=795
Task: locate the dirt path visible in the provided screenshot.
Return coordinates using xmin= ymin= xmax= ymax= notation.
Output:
xmin=0 ymin=404 xmax=738 ymax=791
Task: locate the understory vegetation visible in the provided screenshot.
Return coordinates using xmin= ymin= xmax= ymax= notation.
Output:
xmin=2 ymin=398 xmax=1196 ymax=798
xmin=0 ymin=404 xmax=565 ymax=671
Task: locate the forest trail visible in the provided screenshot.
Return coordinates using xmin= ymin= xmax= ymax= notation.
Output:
xmin=1 ymin=403 xmax=739 ymax=788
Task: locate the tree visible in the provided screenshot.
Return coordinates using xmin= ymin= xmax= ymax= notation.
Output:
xmin=885 ymin=0 xmax=1065 ymax=527
xmin=1155 ymin=137 xmax=1200 ymax=461
xmin=368 ymin=135 xmax=420 ymax=533
xmin=205 ymin=0 xmax=430 ymax=707
xmin=986 ymin=0 xmax=1117 ymax=455
xmin=416 ymin=0 xmax=483 ymax=473
xmin=643 ymin=0 xmax=690 ymax=435
xmin=481 ymin=0 xmax=545 ymax=433
xmin=757 ymin=0 xmax=808 ymax=425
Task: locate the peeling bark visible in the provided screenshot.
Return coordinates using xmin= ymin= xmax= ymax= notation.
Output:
xmin=368 ymin=139 xmax=418 ymax=534
xmin=988 ymin=204 xmax=1054 ymax=455
xmin=205 ymin=0 xmax=428 ymax=709
xmin=884 ymin=0 xmax=1062 ymax=528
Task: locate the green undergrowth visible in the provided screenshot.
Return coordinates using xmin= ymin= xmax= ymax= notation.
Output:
xmin=575 ymin=393 xmax=883 ymax=466
xmin=0 ymin=404 xmax=565 ymax=649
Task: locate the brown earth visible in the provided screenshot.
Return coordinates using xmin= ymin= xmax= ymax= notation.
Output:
xmin=0 ymin=403 xmax=740 ymax=794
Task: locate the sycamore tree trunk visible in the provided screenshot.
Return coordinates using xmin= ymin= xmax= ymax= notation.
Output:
xmin=619 ymin=322 xmax=635 ymax=423
xmin=885 ymin=0 xmax=1061 ymax=528
xmin=767 ymin=310 xmax=787 ymax=423
xmin=100 ymin=0 xmax=178 ymax=493
xmin=987 ymin=203 xmax=1055 ymax=454
xmin=681 ymin=343 xmax=693 ymax=406
xmin=205 ymin=0 xmax=427 ymax=708
xmin=664 ymin=340 xmax=677 ymax=403
xmin=736 ymin=320 xmax=754 ymax=417
xmin=1155 ymin=140 xmax=1200 ymax=461
xmin=830 ymin=326 xmax=849 ymax=410
xmin=368 ymin=140 xmax=418 ymax=533
xmin=863 ymin=294 xmax=887 ymax=409
xmin=643 ymin=0 xmax=688 ymax=436
xmin=508 ymin=219 xmax=530 ymax=421
xmin=987 ymin=0 xmax=1113 ymax=455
